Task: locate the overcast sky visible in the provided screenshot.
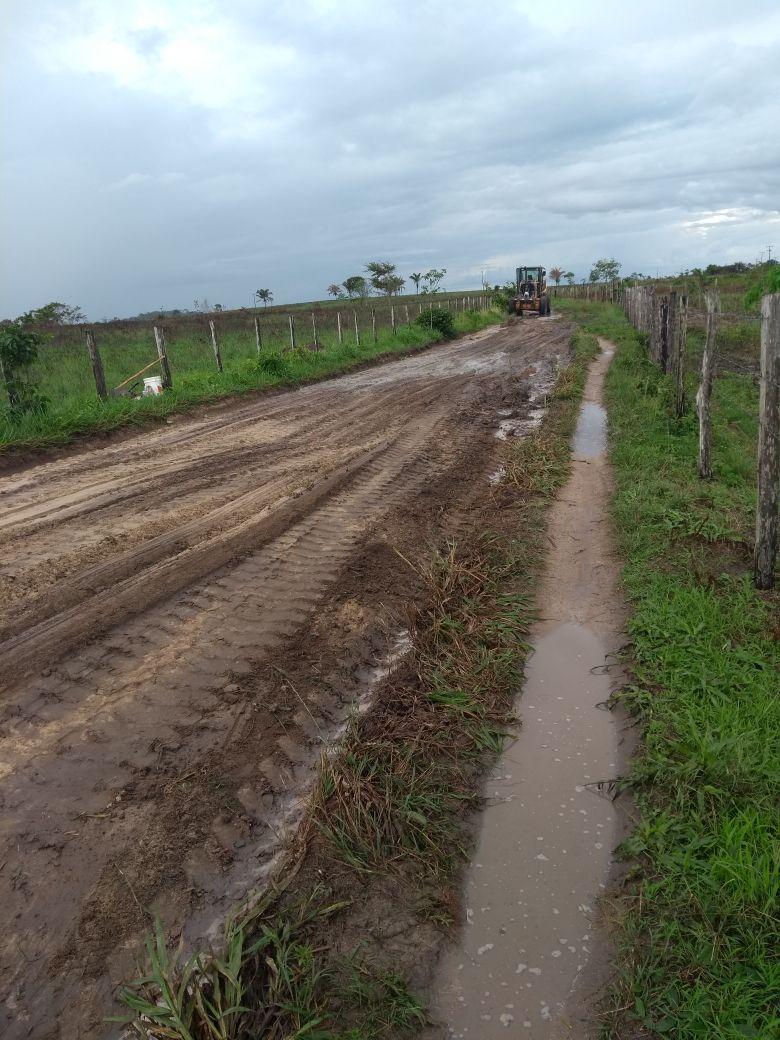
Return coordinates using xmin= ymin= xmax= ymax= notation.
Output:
xmin=2 ymin=0 xmax=779 ymax=320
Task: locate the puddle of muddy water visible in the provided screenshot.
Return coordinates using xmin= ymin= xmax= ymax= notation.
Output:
xmin=428 ymin=623 xmax=619 ymax=1038
xmin=572 ymin=402 xmax=607 ymax=458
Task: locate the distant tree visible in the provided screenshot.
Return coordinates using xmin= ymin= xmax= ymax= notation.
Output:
xmin=589 ymin=258 xmax=621 ymax=283
xmin=20 ymin=301 xmax=85 ymax=325
xmin=410 ymin=272 xmax=423 ymax=293
xmin=382 ymin=274 xmax=406 ymax=295
xmin=255 ymin=289 xmax=274 ymax=308
xmin=707 ymin=260 xmax=752 ymax=276
xmin=420 ymin=268 xmax=447 ymax=294
xmin=365 ymin=261 xmax=405 ymax=296
xmin=327 ymin=283 xmax=344 ymax=299
xmin=564 ymin=271 xmax=575 ymax=285
xmin=343 ymin=275 xmax=368 ymax=300
xmin=213 ymin=303 xmax=224 ymax=312
xmin=549 ymin=267 xmax=563 ymax=285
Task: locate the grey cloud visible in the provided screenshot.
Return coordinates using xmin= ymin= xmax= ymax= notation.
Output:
xmin=1 ymin=0 xmax=779 ymax=319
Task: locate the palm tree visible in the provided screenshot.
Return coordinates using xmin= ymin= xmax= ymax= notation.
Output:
xmin=327 ymin=284 xmax=343 ymax=299
xmin=410 ymin=272 xmax=422 ymax=293
xmin=549 ymin=267 xmax=563 ymax=285
xmin=255 ymin=289 xmax=273 ymax=308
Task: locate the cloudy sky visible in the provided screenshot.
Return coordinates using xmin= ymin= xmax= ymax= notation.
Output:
xmin=1 ymin=0 xmax=779 ymax=320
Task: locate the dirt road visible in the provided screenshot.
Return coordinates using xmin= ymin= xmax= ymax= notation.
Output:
xmin=0 ymin=320 xmax=570 ymax=1038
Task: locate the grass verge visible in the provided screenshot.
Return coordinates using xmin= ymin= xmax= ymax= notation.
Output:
xmin=556 ymin=300 xmax=779 ymax=1040
xmin=115 ymin=326 xmax=599 ymax=1037
xmin=0 ymin=308 xmax=499 ymax=455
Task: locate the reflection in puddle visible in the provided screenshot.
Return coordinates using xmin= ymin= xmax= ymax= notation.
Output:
xmin=429 ymin=623 xmax=619 ymax=1038
xmin=572 ymin=403 xmax=606 ymax=458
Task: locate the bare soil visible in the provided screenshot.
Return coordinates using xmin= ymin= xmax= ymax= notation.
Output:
xmin=0 ymin=321 xmax=571 ymax=1038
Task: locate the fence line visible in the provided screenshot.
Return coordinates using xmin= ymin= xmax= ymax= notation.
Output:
xmin=622 ymin=284 xmax=779 ymax=589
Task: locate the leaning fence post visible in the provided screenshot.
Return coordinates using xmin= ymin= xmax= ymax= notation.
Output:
xmin=85 ymin=329 xmax=107 ymax=400
xmin=674 ymin=294 xmax=688 ymax=418
xmin=696 ymin=289 xmax=719 ymax=480
xmin=208 ymin=320 xmax=223 ymax=373
xmin=754 ymin=293 xmax=780 ymax=589
xmin=254 ymin=316 xmax=262 ymax=356
xmin=153 ymin=326 xmax=173 ymax=389
xmin=288 ymin=314 xmax=297 ymax=350
xmin=353 ymin=310 xmax=361 ymax=347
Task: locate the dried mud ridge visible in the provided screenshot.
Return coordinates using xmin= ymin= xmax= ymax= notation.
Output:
xmin=0 ymin=321 xmax=571 ymax=1038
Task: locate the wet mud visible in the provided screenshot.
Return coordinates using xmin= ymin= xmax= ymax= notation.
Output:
xmin=0 ymin=320 xmax=572 ymax=1038
xmin=427 ymin=338 xmax=631 ymax=1038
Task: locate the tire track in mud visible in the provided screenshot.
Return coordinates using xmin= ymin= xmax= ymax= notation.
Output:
xmin=0 ymin=320 xmax=571 ymax=1038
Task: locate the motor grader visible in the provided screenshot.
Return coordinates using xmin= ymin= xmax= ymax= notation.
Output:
xmin=507 ymin=265 xmax=551 ymax=316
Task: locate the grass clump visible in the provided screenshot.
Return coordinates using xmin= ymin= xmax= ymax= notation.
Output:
xmin=556 ymin=300 xmax=779 ymax=1040
xmin=316 ymin=534 xmax=535 ymax=878
xmin=117 ymin=888 xmax=424 ymax=1040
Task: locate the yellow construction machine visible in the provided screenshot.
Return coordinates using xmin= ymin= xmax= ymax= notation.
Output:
xmin=507 ymin=265 xmax=551 ymax=317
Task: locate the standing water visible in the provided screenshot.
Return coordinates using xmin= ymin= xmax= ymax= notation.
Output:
xmin=427 ymin=340 xmax=626 ymax=1038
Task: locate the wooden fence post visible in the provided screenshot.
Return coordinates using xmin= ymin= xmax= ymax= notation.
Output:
xmin=311 ymin=312 xmax=319 ymax=349
xmin=337 ymin=311 xmax=343 ymax=344
xmin=353 ymin=310 xmax=360 ymax=347
xmin=153 ymin=326 xmax=173 ymax=389
xmin=754 ymin=293 xmax=780 ymax=588
xmin=254 ymin=316 xmax=262 ymax=356
xmin=696 ymin=289 xmax=719 ymax=479
xmin=665 ymin=292 xmax=678 ymax=376
xmin=390 ymin=305 xmax=396 ymax=334
xmin=405 ymin=305 xmax=411 ymax=326
xmin=658 ymin=295 xmax=670 ymax=372
xmin=371 ymin=308 xmax=377 ymax=344
xmin=85 ymin=329 xmax=107 ymax=400
xmin=288 ymin=314 xmax=297 ymax=350
xmin=208 ymin=320 xmax=223 ymax=373
xmin=674 ymin=294 xmax=688 ymax=418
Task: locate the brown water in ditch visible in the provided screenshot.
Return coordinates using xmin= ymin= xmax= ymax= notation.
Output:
xmin=427 ymin=338 xmax=629 ymax=1038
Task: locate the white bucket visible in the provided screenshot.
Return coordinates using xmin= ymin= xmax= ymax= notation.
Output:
xmin=142 ymin=376 xmax=164 ymax=396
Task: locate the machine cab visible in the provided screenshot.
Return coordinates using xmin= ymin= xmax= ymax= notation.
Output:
xmin=516 ymin=266 xmax=546 ymax=297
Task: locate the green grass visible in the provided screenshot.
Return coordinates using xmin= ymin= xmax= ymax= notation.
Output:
xmin=116 ymin=888 xmax=424 ymax=1040
xmin=0 ymin=305 xmax=499 ymax=453
xmin=555 ymin=300 xmax=779 ymax=1040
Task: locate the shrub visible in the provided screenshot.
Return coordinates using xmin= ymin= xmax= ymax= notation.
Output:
xmin=0 ymin=322 xmax=49 ymax=417
xmin=257 ymin=352 xmax=293 ymax=379
xmin=743 ymin=266 xmax=780 ymax=309
xmin=415 ymin=306 xmax=455 ymax=338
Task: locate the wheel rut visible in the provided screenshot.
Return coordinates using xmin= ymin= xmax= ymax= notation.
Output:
xmin=0 ymin=320 xmax=571 ymax=1039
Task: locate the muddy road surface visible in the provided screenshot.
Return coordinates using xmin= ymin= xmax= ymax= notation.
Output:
xmin=0 ymin=321 xmax=570 ymax=1038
